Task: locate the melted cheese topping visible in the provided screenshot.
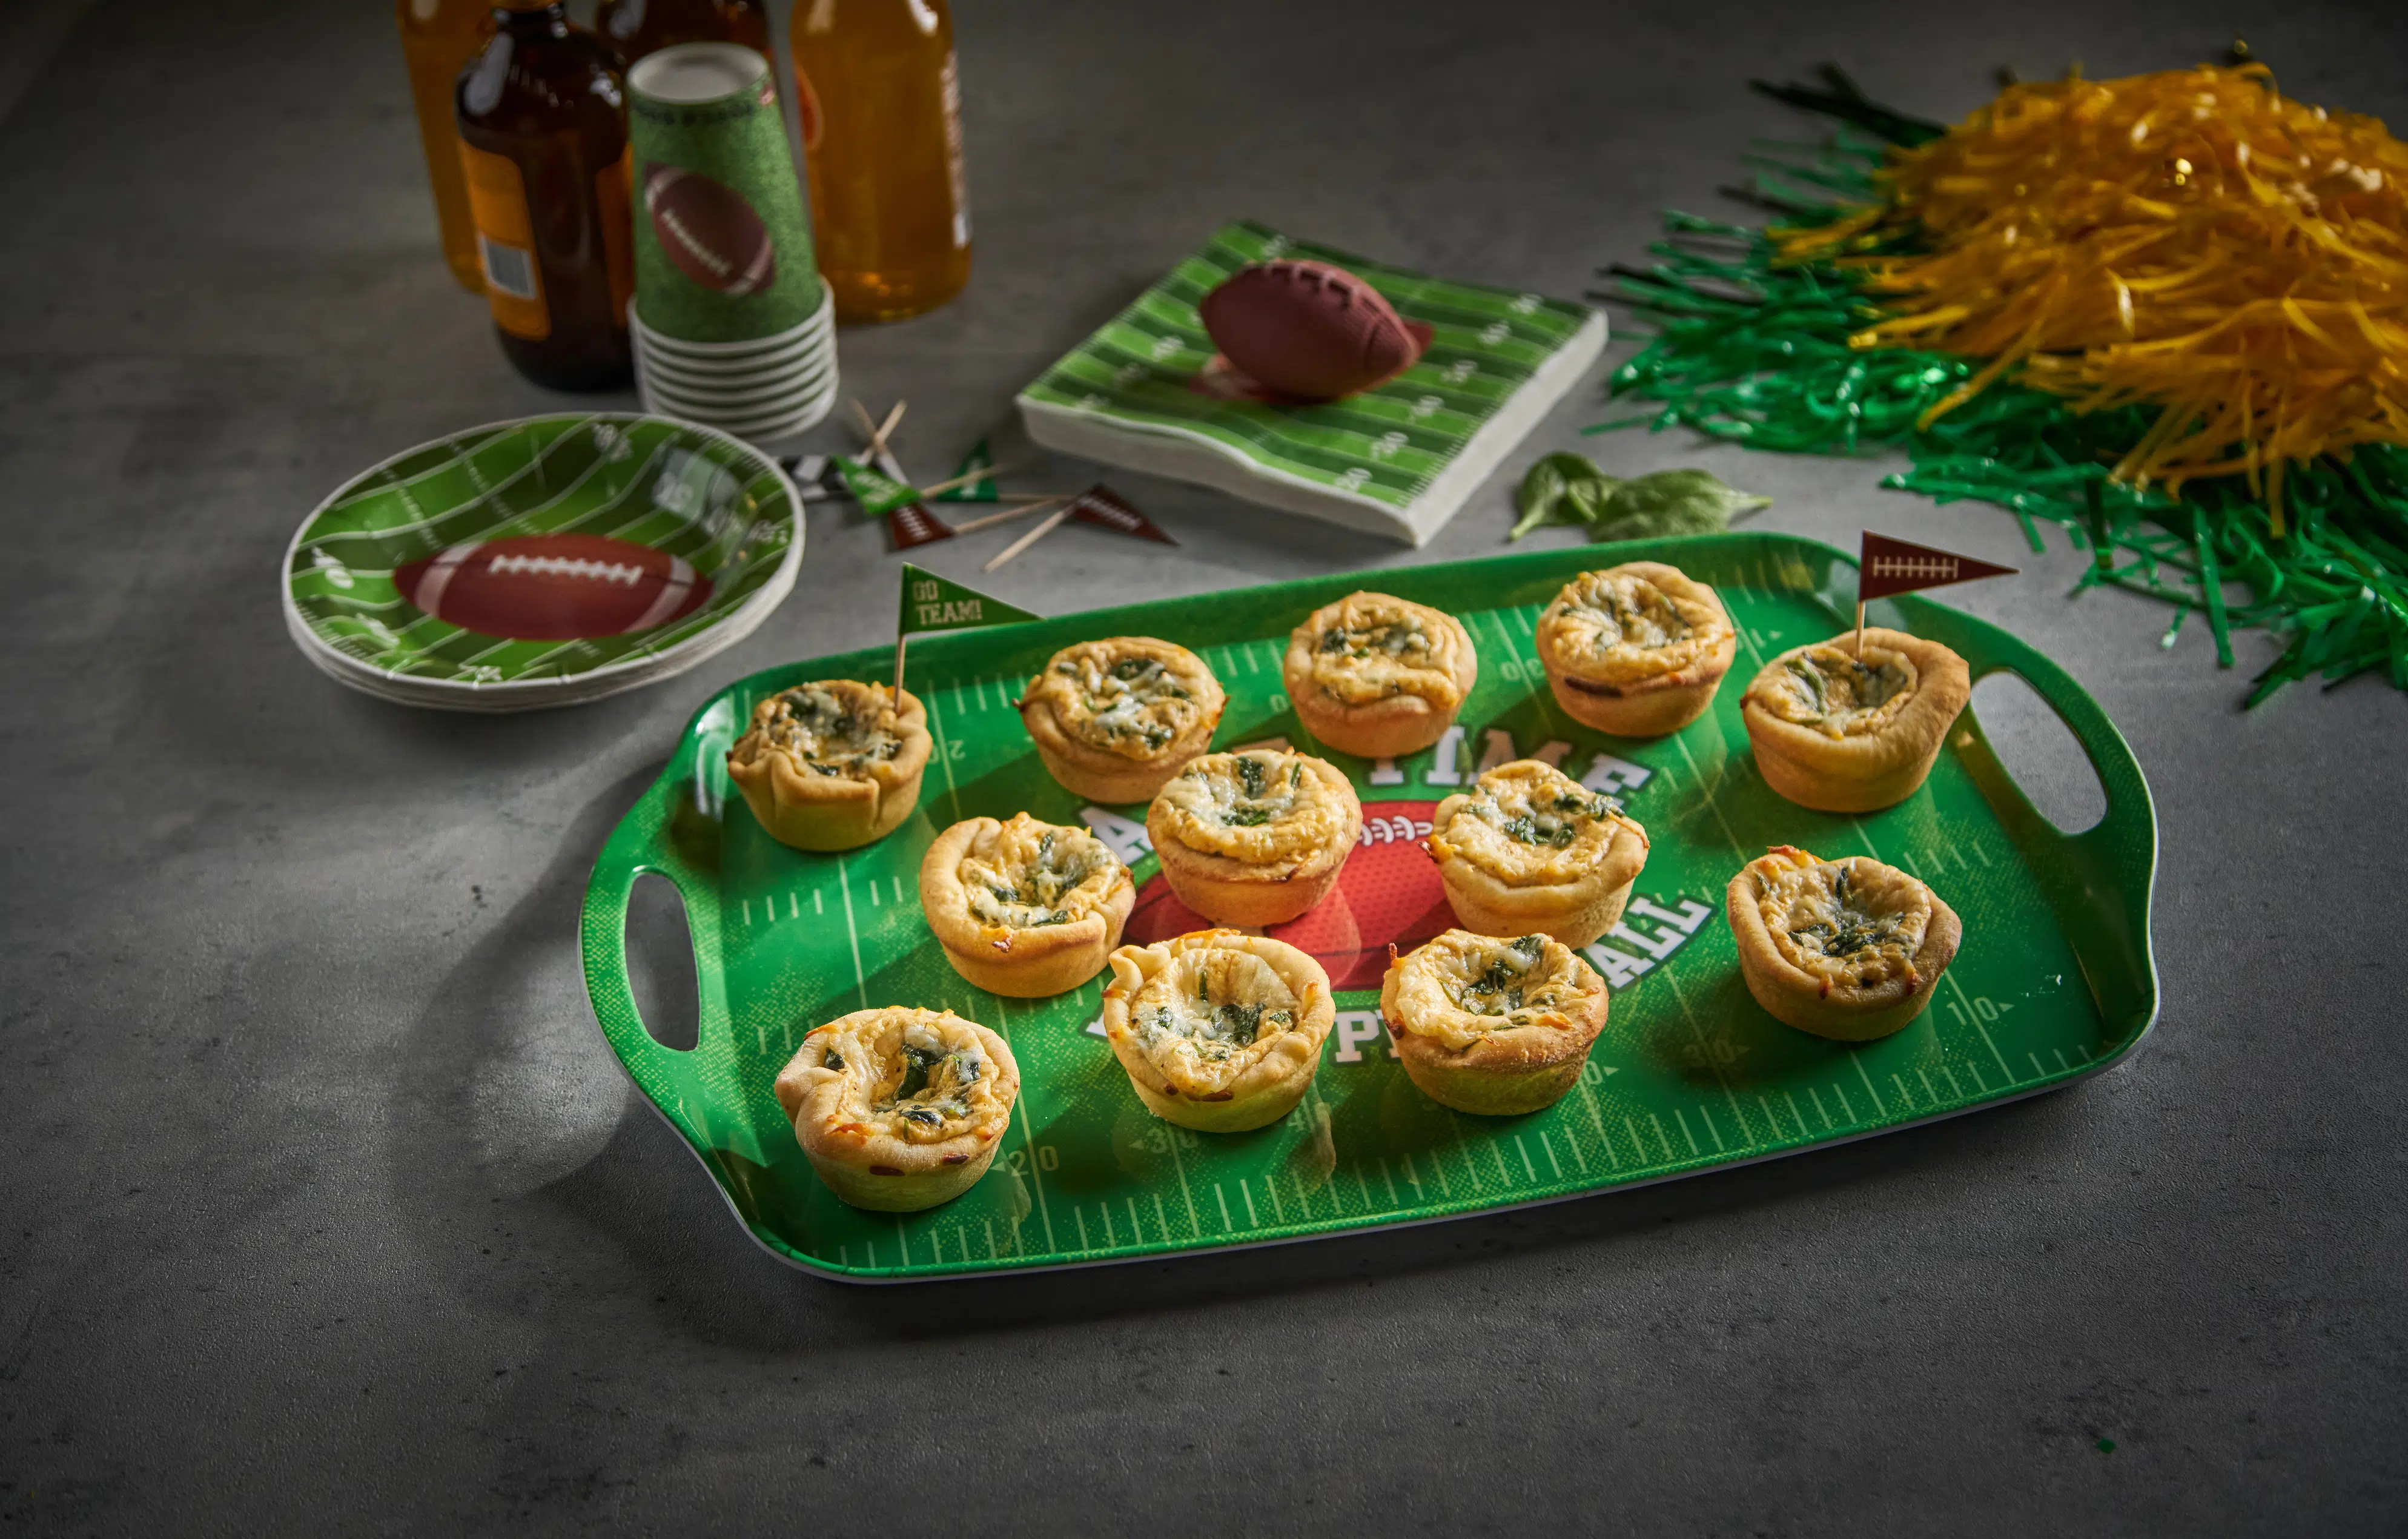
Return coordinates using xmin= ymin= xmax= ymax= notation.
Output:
xmin=1294 ymin=592 xmax=1466 ymax=709
xmin=1538 ymin=568 xmax=1731 ymax=684
xmin=1153 ymin=750 xmax=1352 ymax=869
xmin=951 ymin=813 xmax=1125 ymax=931
xmin=1746 ymin=846 xmax=1934 ymax=990
xmin=738 ymin=680 xmax=904 ymax=779
xmin=1389 ymin=930 xmax=1596 ymax=1051
xmin=1123 ymin=943 xmax=1304 ymax=1095
xmin=1429 ymin=758 xmax=1639 ymax=887
xmin=1022 ymin=638 xmax=1216 ymax=760
xmin=1746 ymin=643 xmax=1921 ymax=740
xmin=807 ymin=1012 xmax=1010 ymax=1145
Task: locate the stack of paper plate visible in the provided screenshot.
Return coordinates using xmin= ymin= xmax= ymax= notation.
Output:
xmin=282 ymin=413 xmax=804 ymax=712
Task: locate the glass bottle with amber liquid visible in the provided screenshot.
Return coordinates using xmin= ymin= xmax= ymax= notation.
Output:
xmin=455 ymin=2 xmax=636 ymax=390
xmin=595 ymin=0 xmax=770 ymax=65
xmin=789 ymin=0 xmax=971 ymax=322
xmin=395 ymin=0 xmax=494 ymax=292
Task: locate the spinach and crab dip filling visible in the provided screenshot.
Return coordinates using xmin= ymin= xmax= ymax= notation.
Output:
xmin=725 ymin=680 xmax=931 ymax=852
xmin=1427 ymin=759 xmax=1650 ymax=947
xmin=919 ymin=813 xmax=1134 ymax=997
xmin=1379 ymin=929 xmax=1609 ymax=1116
xmin=1280 ymin=592 xmax=1477 ymax=757
xmin=1746 ymin=643 xmax=1920 ymax=740
xmin=1747 ymin=846 xmax=1933 ymax=993
xmin=1536 ymin=563 xmax=1733 ymax=690
xmin=1725 ymin=846 xmax=1962 ymax=1042
xmin=1017 ymin=637 xmax=1226 ymax=803
xmin=1099 ymin=931 xmax=1335 ymax=1131
xmin=1148 ymin=749 xmax=1361 ymax=927
xmin=773 ymin=1007 xmax=1021 ymax=1212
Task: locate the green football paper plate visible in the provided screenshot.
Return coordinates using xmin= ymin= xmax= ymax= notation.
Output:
xmin=581 ymin=533 xmax=2158 ymax=1281
xmin=283 ymin=414 xmax=802 ymax=710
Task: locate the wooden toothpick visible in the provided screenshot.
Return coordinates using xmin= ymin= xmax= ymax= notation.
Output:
xmin=983 ymin=506 xmax=1072 ymax=572
xmin=1853 ymin=598 xmax=1867 ymax=657
xmin=950 ymin=497 xmax=1065 ymax=535
xmin=913 ymin=462 xmax=1013 ymax=500
xmin=850 ymin=399 xmax=907 ymax=459
xmin=893 ymin=630 xmax=909 ymax=701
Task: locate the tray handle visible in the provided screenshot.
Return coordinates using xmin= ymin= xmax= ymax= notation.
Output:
xmin=580 ymin=782 xmax=735 ymax=1097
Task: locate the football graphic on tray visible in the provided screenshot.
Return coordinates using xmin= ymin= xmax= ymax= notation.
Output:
xmin=1123 ymin=800 xmax=1447 ymax=990
xmin=395 ymin=534 xmax=712 ymax=641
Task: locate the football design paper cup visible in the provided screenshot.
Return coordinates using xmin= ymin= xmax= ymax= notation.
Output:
xmin=626 ymin=43 xmax=822 ymax=345
xmin=632 ymin=283 xmax=838 ymax=442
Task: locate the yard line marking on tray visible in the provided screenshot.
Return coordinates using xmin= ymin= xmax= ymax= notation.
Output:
xmin=840 ymin=1245 xmax=849 ymax=1267
xmin=1831 ymin=1083 xmax=1857 ymax=1123
xmin=868 ymin=882 xmax=879 ymax=909
xmin=1893 ymin=1071 xmax=1916 ymax=1109
xmin=1164 ymin=1124 xmax=1200 ymax=1236
xmin=836 ymin=859 xmax=867 ymax=1008
xmin=1852 ymin=817 xmax=2017 ymax=1082
xmin=1354 ymin=1162 xmax=1374 ymax=1211
xmin=1399 ymin=1153 xmax=1425 ymax=1199
xmin=1264 ymin=1173 xmax=1286 ymax=1223
xmin=1758 ymin=1093 xmax=1787 ymax=1139
xmin=813 ymin=890 xmax=824 ymax=915
xmin=1378 ymin=1156 xmax=1400 ymax=1204
xmin=789 ymin=892 xmax=799 ymax=919
xmin=2030 ymin=1051 xmax=2050 ymax=1079
xmin=1940 ymin=1063 xmax=1967 ymax=1097
xmin=924 ymin=689 xmax=965 ymax=820
xmin=1075 ymin=1208 xmax=1091 ymax=1252
xmin=1538 ymin=1131 xmax=1566 ymax=1179
xmin=1963 ymin=1059 xmax=1988 ymax=1091
xmin=1626 ymin=1114 xmax=1650 ymax=1167
xmin=983 ymin=1219 xmax=996 ymax=1259
xmin=895 ymin=1222 xmax=910 ymax=1268
xmin=1513 ymin=1134 xmax=1539 ymax=1183
xmin=1804 ymin=1085 xmax=1831 ymax=1128
xmin=1669 ymin=729 xmax=1745 ymax=856
xmin=1698 ymin=1105 xmax=1728 ymax=1153
xmin=1100 ymin=1205 xmax=1117 ymax=1248
xmin=891 ymin=876 xmax=904 ymax=905
xmin=865 ymin=1239 xmax=876 ymax=1268
xmin=1153 ymin=1191 xmax=1173 ymax=1241
xmin=2053 ymin=1047 xmax=2072 ymax=1073
xmin=740 ymin=897 xmax=750 ymax=925
xmin=1652 ymin=1111 xmax=1682 ymax=1160
xmin=1578 ymin=1077 xmax=1619 ymax=1167
xmin=1851 ymin=1056 xmax=1889 ymax=1117
xmin=1665 ymin=969 xmax=1758 ymax=1147
xmin=1672 ymin=1108 xmax=1703 ymax=1157
xmin=1427 ymin=1147 xmax=1453 ymax=1199
xmin=1215 ymin=1183 xmax=1233 ymax=1231
xmin=1239 ymin=1179 xmax=1259 ymax=1228
xmin=1000 ymin=1007 xmax=1057 ymax=1253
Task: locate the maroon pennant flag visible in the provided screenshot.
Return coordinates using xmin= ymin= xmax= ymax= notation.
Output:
xmin=872 ymin=448 xmax=954 ymax=552
xmin=1858 ymin=532 xmax=2017 ymax=600
xmin=1068 ymin=484 xmax=1178 ymax=545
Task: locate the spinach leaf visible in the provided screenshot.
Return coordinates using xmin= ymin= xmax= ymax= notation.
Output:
xmin=1589 ymin=469 xmax=1772 ymax=543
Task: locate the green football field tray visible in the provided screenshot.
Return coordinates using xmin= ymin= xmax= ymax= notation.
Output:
xmin=581 ymin=532 xmax=2158 ymax=1282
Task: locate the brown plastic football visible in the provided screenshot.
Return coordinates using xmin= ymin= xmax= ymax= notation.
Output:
xmin=1197 ymin=260 xmax=1424 ymax=400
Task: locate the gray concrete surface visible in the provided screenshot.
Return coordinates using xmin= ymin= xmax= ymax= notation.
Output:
xmin=4 ymin=0 xmax=2405 ymax=1532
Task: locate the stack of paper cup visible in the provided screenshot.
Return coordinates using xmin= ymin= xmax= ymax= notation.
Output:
xmin=625 ymin=43 xmax=836 ymax=442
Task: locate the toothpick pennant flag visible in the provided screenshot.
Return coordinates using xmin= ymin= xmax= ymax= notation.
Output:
xmin=1857 ymin=532 xmax=2017 ymax=600
xmin=898 ymin=563 xmax=1040 ymax=638
xmin=1068 ymin=484 xmax=1178 ymax=545
xmin=933 ymin=439 xmax=1001 ymax=503
xmin=835 ymin=454 xmax=954 ymax=550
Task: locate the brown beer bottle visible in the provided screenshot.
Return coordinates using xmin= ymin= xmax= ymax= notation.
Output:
xmin=789 ymin=0 xmax=971 ymax=322
xmin=594 ymin=0 xmax=770 ymax=65
xmin=454 ymin=2 xmax=636 ymax=390
xmin=394 ymin=0 xmax=494 ymax=292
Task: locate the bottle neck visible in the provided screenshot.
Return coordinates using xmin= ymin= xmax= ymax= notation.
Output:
xmin=491 ymin=2 xmax=569 ymax=37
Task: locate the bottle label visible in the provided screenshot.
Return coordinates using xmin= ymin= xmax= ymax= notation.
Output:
xmin=457 ymin=141 xmax=550 ymax=340
xmin=597 ymin=146 xmax=635 ymax=326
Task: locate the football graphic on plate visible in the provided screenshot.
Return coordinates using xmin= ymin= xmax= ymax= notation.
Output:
xmin=1196 ymin=260 xmax=1428 ymax=402
xmin=643 ymin=163 xmax=776 ymax=297
xmin=395 ymin=534 xmax=712 ymax=641
xmin=1123 ymin=800 xmax=1449 ymax=990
